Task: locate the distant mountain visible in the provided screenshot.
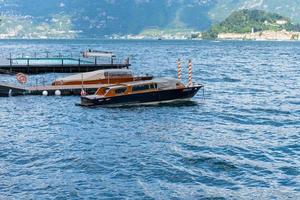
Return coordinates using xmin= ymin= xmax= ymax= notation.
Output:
xmin=0 ymin=0 xmax=300 ymax=38
xmin=0 ymin=0 xmax=215 ymax=38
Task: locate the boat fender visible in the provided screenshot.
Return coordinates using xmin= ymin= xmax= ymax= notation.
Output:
xmin=42 ymin=91 xmax=48 ymax=96
xmin=55 ymin=90 xmax=61 ymax=96
xmin=8 ymin=89 xmax=12 ymax=97
xmin=80 ymin=89 xmax=87 ymax=96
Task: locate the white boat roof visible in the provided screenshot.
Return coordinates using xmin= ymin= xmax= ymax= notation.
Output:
xmin=83 ymin=50 xmax=114 ymax=58
xmin=54 ymin=69 xmax=133 ymax=83
xmin=150 ymin=77 xmax=184 ymax=90
xmin=107 ymin=77 xmax=183 ymax=90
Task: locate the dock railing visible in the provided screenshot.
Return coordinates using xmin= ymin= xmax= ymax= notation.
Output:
xmin=1 ymin=51 xmax=129 ymax=67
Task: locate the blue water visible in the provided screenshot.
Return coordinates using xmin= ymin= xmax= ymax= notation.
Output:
xmin=0 ymin=39 xmax=299 ymax=199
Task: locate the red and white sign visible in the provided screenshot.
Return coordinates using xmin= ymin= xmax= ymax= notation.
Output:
xmin=16 ymin=73 xmax=27 ymax=84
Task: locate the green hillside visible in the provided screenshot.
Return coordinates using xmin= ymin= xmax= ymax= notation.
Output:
xmin=203 ymin=9 xmax=300 ymax=39
xmin=210 ymin=0 xmax=300 ymax=24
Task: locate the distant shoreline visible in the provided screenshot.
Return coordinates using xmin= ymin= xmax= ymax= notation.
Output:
xmin=217 ymin=30 xmax=300 ymax=41
xmin=0 ymin=37 xmax=300 ymax=42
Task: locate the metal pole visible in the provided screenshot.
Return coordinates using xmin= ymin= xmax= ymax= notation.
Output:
xmin=80 ymin=73 xmax=86 ymax=96
xmin=36 ymin=78 xmax=38 ymax=90
xmin=27 ymin=59 xmax=30 ymax=74
xmin=78 ymin=58 xmax=81 ymax=72
xmin=9 ymin=53 xmax=12 ymax=67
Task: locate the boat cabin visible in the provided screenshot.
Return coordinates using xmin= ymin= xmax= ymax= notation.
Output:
xmin=95 ymin=78 xmax=185 ymax=97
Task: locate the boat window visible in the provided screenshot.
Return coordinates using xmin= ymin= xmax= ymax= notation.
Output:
xmin=104 ymin=87 xmax=110 ymax=94
xmin=115 ymin=87 xmax=127 ymax=94
xmin=132 ymin=84 xmax=150 ymax=92
xmin=150 ymin=83 xmax=157 ymax=89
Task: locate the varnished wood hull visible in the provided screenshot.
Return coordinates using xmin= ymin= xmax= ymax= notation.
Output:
xmin=79 ymin=86 xmax=202 ymax=107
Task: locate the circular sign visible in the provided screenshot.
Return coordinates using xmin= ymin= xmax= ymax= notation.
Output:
xmin=16 ymin=73 xmax=27 ymax=84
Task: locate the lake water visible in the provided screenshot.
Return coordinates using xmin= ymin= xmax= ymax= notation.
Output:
xmin=0 ymin=39 xmax=299 ymax=199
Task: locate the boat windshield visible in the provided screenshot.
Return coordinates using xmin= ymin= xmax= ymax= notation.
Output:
xmin=104 ymin=87 xmax=110 ymax=94
xmin=115 ymin=87 xmax=127 ymax=94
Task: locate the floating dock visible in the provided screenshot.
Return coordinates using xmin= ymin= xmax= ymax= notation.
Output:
xmin=0 ymin=83 xmax=103 ymax=97
xmin=0 ymin=51 xmax=130 ymax=74
xmin=0 ymin=63 xmax=130 ymax=74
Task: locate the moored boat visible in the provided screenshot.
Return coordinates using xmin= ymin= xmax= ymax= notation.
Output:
xmin=52 ymin=69 xmax=152 ymax=86
xmin=78 ymin=77 xmax=203 ymax=107
xmin=0 ymin=69 xmax=153 ymax=97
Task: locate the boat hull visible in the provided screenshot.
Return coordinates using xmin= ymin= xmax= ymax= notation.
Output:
xmin=79 ymin=86 xmax=202 ymax=107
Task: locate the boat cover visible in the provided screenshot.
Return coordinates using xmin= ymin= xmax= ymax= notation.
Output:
xmin=153 ymin=77 xmax=183 ymax=90
xmin=125 ymin=77 xmax=183 ymax=90
xmin=54 ymin=69 xmax=133 ymax=83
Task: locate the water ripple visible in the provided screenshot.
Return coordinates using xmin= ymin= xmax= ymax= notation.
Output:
xmin=0 ymin=40 xmax=300 ymax=199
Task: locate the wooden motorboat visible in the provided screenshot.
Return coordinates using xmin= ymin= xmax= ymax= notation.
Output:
xmin=78 ymin=77 xmax=203 ymax=107
xmin=52 ymin=69 xmax=152 ymax=86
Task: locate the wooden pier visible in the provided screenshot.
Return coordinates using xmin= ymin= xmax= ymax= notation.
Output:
xmin=0 ymin=83 xmax=105 ymax=97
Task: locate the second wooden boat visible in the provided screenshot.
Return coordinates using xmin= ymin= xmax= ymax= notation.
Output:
xmin=52 ymin=69 xmax=152 ymax=85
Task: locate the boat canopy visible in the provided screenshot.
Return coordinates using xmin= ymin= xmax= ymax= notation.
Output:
xmin=154 ymin=77 xmax=184 ymax=90
xmin=123 ymin=77 xmax=183 ymax=90
xmin=82 ymin=50 xmax=114 ymax=58
xmin=54 ymin=69 xmax=133 ymax=83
